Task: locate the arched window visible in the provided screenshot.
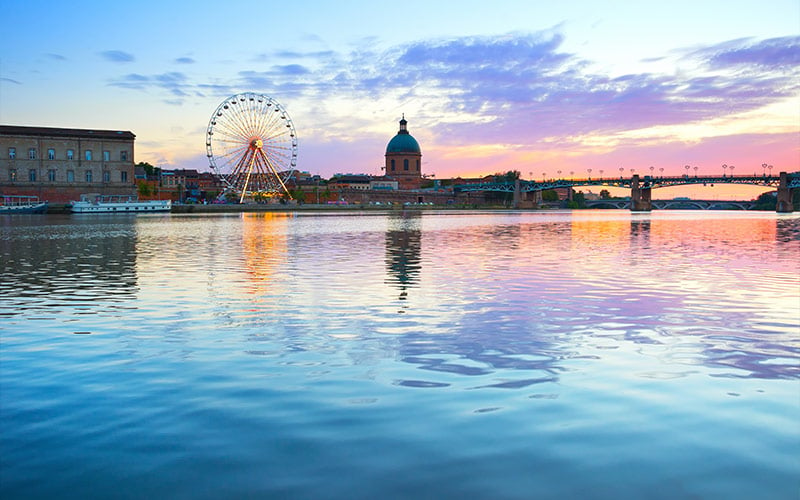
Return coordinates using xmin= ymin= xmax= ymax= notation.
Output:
xmin=403 ymin=159 xmax=409 ymax=171
xmin=391 ymin=159 xmax=395 ymax=171
xmin=416 ymin=159 xmax=420 ymax=171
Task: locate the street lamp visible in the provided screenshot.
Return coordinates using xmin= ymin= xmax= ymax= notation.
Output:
xmin=587 ymin=168 xmax=592 ymax=179
xmin=768 ymin=164 xmax=773 ymax=177
xmin=649 ymin=166 xmax=655 ymax=177
xmin=599 ymin=169 xmax=604 ymax=179
xmin=557 ymin=170 xmax=562 ymax=179
xmin=722 ymin=164 xmax=728 ymax=177
xmin=762 ymin=163 xmax=768 ymax=177
xmin=684 ymin=164 xmax=690 ymax=177
xmin=694 ymin=166 xmax=698 ymax=177
xmin=619 ymin=167 xmax=624 ymax=178
xmin=659 ymin=167 xmax=664 ymax=177
xmin=729 ymin=165 xmax=735 ymax=177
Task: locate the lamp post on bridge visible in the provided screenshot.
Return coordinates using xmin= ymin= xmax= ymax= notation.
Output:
xmin=587 ymin=168 xmax=592 ymax=180
xmin=599 ymin=169 xmax=604 ymax=179
xmin=722 ymin=164 xmax=728 ymax=177
xmin=768 ymin=165 xmax=773 ymax=177
xmin=649 ymin=166 xmax=654 ymax=177
xmin=684 ymin=164 xmax=690 ymax=178
xmin=729 ymin=165 xmax=735 ymax=177
xmin=694 ymin=166 xmax=698 ymax=177
xmin=762 ymin=163 xmax=768 ymax=177
xmin=659 ymin=167 xmax=664 ymax=177
xmin=619 ymin=167 xmax=624 ymax=178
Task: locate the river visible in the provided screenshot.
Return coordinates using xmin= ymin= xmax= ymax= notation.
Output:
xmin=1 ymin=210 xmax=798 ymax=499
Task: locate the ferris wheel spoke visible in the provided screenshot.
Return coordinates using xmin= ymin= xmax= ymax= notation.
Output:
xmin=207 ymin=92 xmax=297 ymax=200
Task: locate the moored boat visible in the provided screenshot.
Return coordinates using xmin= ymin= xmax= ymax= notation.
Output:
xmin=70 ymin=193 xmax=171 ymax=213
xmin=0 ymin=195 xmax=48 ymax=214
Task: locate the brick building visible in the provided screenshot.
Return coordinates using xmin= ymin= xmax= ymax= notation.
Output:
xmin=0 ymin=125 xmax=136 ymax=203
xmin=385 ymin=115 xmax=423 ymax=190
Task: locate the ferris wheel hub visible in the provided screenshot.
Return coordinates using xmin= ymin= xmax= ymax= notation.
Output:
xmin=250 ymin=138 xmax=263 ymax=150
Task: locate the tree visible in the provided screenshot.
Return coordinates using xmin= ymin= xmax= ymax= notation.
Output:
xmin=494 ymin=170 xmax=521 ymax=182
xmin=753 ymin=192 xmax=777 ymax=210
xmin=541 ymin=189 xmax=559 ymax=201
xmin=567 ymin=191 xmax=586 ymax=209
xmin=136 ymin=162 xmax=159 ymax=177
xmin=137 ymin=181 xmax=153 ymax=198
xmin=600 ymin=189 xmax=611 ymax=199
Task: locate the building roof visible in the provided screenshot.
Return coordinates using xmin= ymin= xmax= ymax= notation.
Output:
xmin=385 ymin=116 xmax=421 ymax=155
xmin=0 ymin=125 xmax=135 ymax=140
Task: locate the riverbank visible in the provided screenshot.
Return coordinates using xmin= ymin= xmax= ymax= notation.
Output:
xmin=45 ymin=202 xmax=521 ymax=214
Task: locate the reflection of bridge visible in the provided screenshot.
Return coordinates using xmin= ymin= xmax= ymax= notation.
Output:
xmin=454 ymin=172 xmax=799 ymax=212
xmin=586 ymin=199 xmax=757 ymax=210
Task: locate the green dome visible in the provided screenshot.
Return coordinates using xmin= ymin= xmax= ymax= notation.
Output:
xmin=385 ymin=116 xmax=421 ymax=154
xmin=386 ymin=133 xmax=421 ymax=154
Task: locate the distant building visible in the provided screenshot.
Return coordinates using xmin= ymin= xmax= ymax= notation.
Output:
xmin=0 ymin=125 xmax=136 ymax=203
xmin=385 ymin=115 xmax=422 ymax=190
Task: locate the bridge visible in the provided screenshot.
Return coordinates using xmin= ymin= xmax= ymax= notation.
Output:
xmin=453 ymin=172 xmax=799 ymax=212
xmin=585 ymin=199 xmax=757 ymax=210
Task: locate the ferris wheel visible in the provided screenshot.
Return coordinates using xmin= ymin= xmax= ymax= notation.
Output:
xmin=206 ymin=92 xmax=298 ymax=202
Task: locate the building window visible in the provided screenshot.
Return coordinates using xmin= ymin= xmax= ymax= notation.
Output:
xmin=29 ymin=169 xmax=36 ymax=181
xmin=48 ymin=169 xmax=56 ymax=181
xmin=67 ymin=149 xmax=74 ymax=160
xmin=103 ymin=151 xmax=110 ymax=161
xmin=85 ymin=170 xmax=92 ymax=182
xmin=120 ymin=151 xmax=128 ymax=161
xmin=120 ymin=171 xmax=128 ymax=182
xmin=391 ymin=159 xmax=395 ymax=171
xmin=9 ymin=147 xmax=16 ymax=159
xmin=403 ymin=159 xmax=409 ymax=171
xmin=48 ymin=148 xmax=55 ymax=160
xmin=85 ymin=150 xmax=92 ymax=161
xmin=416 ymin=159 xmax=420 ymax=171
xmin=9 ymin=169 xmax=16 ymax=181
xmin=67 ymin=170 xmax=75 ymax=182
xmin=29 ymin=148 xmax=36 ymax=160
xmin=103 ymin=170 xmax=110 ymax=182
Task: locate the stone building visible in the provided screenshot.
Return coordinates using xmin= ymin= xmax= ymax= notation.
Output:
xmin=0 ymin=125 xmax=136 ymax=203
xmin=385 ymin=115 xmax=422 ymax=190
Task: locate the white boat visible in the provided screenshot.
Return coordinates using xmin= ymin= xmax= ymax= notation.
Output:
xmin=1 ymin=195 xmax=48 ymax=214
xmin=70 ymin=193 xmax=171 ymax=213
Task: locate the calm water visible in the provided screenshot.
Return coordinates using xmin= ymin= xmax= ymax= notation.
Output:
xmin=1 ymin=210 xmax=798 ymax=499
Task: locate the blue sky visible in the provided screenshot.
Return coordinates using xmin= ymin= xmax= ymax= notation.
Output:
xmin=1 ymin=0 xmax=798 ymax=191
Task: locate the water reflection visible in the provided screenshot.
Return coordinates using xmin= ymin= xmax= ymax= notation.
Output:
xmin=384 ymin=213 xmax=422 ymax=300
xmin=0 ymin=215 xmax=138 ymax=318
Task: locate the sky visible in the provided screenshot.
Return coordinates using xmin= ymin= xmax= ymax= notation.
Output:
xmin=1 ymin=0 xmax=798 ymax=199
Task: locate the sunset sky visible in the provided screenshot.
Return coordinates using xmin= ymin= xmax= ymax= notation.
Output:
xmin=1 ymin=0 xmax=798 ymax=198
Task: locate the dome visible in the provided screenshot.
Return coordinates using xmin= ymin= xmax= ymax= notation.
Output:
xmin=385 ymin=116 xmax=421 ymax=154
xmin=386 ymin=134 xmax=421 ymax=154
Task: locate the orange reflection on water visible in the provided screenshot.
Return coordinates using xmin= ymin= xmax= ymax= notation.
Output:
xmin=241 ymin=212 xmax=291 ymax=294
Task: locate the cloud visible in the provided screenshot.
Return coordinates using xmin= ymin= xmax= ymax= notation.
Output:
xmin=174 ymin=57 xmax=195 ymax=64
xmin=108 ymin=72 xmax=191 ymax=99
xmin=1 ymin=77 xmax=22 ymax=85
xmin=100 ymin=50 xmax=135 ymax=63
xmin=694 ymin=36 xmax=800 ymax=69
xmin=45 ymin=53 xmax=67 ymax=61
xmin=108 ymin=30 xmax=799 ymax=166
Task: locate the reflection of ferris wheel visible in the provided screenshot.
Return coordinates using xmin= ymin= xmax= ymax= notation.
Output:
xmin=206 ymin=92 xmax=298 ymax=202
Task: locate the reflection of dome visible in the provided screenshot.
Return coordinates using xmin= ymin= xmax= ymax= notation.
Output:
xmin=385 ymin=116 xmax=421 ymax=154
